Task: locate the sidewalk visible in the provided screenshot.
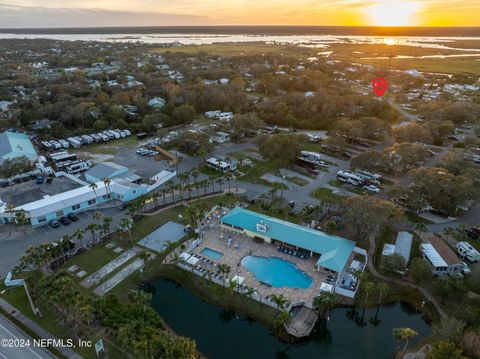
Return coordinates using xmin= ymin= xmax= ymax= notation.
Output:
xmin=0 ymin=298 xmax=84 ymax=359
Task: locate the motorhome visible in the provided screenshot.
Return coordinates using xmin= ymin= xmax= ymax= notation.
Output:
xmin=336 ymin=170 xmax=364 ymax=186
xmin=301 ymin=151 xmax=322 ymax=162
xmin=456 ymin=242 xmax=480 ymax=262
xmin=58 ymin=139 xmax=70 ymax=149
xmin=355 ymin=170 xmax=382 ymax=183
xmin=66 ymin=161 xmax=92 ymax=174
xmin=81 ymin=135 xmax=94 ymax=144
xmin=66 ymin=137 xmax=81 ymax=148
xmin=50 ymin=151 xmax=77 ymax=163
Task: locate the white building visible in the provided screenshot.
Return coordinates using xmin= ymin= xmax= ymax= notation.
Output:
xmin=421 ymin=237 xmax=466 ymax=276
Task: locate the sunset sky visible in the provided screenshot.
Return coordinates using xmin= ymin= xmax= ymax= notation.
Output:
xmin=0 ymin=0 xmax=479 ymax=28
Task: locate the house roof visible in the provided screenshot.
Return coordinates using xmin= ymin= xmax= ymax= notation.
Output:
xmin=221 ymin=207 xmax=355 ymax=272
xmin=421 ymin=237 xmax=462 ymax=267
xmin=394 ymin=231 xmax=413 ymax=264
xmin=427 ymin=236 xmax=462 ymax=266
xmin=85 ymin=162 xmax=127 ymax=180
xmin=0 ymin=131 xmax=37 ymax=165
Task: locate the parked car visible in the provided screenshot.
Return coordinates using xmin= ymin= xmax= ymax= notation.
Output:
xmin=364 ymin=185 xmax=380 ymax=193
xmin=67 ymin=213 xmax=79 ymax=222
xmin=36 ymin=176 xmax=44 ymax=184
xmin=48 ymin=220 xmax=60 ymax=228
xmin=466 ymin=229 xmax=479 ymax=240
xmin=59 ymin=217 xmax=71 ymax=225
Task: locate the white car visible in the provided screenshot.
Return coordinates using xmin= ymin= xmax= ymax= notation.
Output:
xmin=364 ymin=185 xmax=380 ymax=193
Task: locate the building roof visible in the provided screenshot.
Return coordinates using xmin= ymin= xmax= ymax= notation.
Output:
xmin=138 ymin=221 xmax=185 ymax=253
xmin=85 ymin=162 xmax=127 ymax=180
xmin=395 ymin=231 xmax=413 ymax=264
xmin=0 ymin=131 xmax=37 ymax=165
xmin=13 ymin=181 xmax=109 ymax=218
xmin=421 ymin=236 xmax=462 ymax=267
xmin=221 ymin=207 xmax=355 ymax=272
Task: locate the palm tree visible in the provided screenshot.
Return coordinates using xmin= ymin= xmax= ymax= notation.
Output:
xmin=73 ymin=228 xmax=85 ymax=249
xmin=93 ymin=210 xmax=103 ymax=224
xmin=216 ymin=176 xmax=224 ymax=191
xmin=129 ymin=290 xmax=153 ymax=314
xmin=102 ymin=216 xmax=113 ymax=238
xmin=270 ymin=294 xmax=287 ymax=311
xmin=313 ymin=292 xmax=338 ymax=322
xmin=85 ymin=223 xmax=98 ymax=246
xmin=245 ymin=287 xmax=255 ymax=299
xmin=102 ymin=177 xmax=112 ymax=197
xmin=393 ymin=327 xmax=418 ymax=356
xmin=89 ymin=182 xmax=99 ymax=200
xmin=225 ymin=172 xmax=234 ymax=192
xmin=371 ymin=282 xmax=389 ymax=325
xmin=217 ymin=264 xmax=231 ymax=286
xmin=118 ymin=217 xmax=134 ymax=247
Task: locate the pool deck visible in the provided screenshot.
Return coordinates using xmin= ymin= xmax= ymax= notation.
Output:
xmin=191 ymin=221 xmax=337 ymax=308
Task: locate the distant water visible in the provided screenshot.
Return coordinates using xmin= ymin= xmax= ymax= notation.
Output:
xmin=1 ymin=26 xmax=480 ymax=37
xmin=1 ymin=32 xmax=480 ymax=51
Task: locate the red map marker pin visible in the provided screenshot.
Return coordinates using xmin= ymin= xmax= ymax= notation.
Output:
xmin=372 ymin=77 xmax=388 ymax=97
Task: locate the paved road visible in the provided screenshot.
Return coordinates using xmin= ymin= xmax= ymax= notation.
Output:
xmin=0 ymin=315 xmax=56 ymax=359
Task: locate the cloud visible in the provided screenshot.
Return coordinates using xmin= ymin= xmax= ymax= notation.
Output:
xmin=0 ymin=4 xmax=211 ymax=28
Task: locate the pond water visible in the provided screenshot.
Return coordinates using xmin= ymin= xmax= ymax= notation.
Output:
xmin=149 ymin=278 xmax=431 ymax=359
xmin=241 ymin=256 xmax=313 ymax=289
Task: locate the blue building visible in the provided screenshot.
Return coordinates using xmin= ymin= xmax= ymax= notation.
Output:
xmin=221 ymin=207 xmax=356 ymax=273
xmin=0 ymin=131 xmax=37 ymax=165
xmin=85 ymin=162 xmax=136 ymax=183
xmin=0 ymin=170 xmax=176 ymax=227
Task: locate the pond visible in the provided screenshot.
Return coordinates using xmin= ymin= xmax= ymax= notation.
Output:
xmin=241 ymin=256 xmax=313 ymax=289
xmin=149 ymin=278 xmax=431 ymax=359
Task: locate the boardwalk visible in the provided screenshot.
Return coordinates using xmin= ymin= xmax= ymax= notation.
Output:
xmin=285 ymin=305 xmax=318 ymax=338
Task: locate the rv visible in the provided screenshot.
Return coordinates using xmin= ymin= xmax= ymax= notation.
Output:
xmin=301 ymin=151 xmax=322 ymax=162
xmin=336 ymin=170 xmax=364 ymax=186
xmin=456 ymin=242 xmax=480 ymax=262
xmin=103 ymin=131 xmax=115 ymax=140
xmin=355 ymin=170 xmax=382 ymax=183
xmin=49 ymin=140 xmax=63 ymax=150
xmin=91 ymin=134 xmax=102 ymax=143
xmin=41 ymin=141 xmax=53 ymax=150
xmin=81 ymin=135 xmax=94 ymax=144
xmin=58 ymin=139 xmax=70 ymax=149
xmin=66 ymin=137 xmax=81 ymax=148
xmin=66 ymin=161 xmax=92 ymax=174
xmin=50 ymin=151 xmax=77 ymax=163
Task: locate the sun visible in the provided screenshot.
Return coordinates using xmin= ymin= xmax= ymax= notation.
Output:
xmin=365 ymin=0 xmax=421 ymax=26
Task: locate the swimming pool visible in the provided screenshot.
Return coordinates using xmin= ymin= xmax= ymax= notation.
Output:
xmin=201 ymin=247 xmax=224 ymax=260
xmin=241 ymin=256 xmax=313 ymax=289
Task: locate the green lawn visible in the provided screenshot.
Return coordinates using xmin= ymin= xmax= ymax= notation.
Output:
xmin=311 ymin=187 xmax=345 ymax=203
xmin=153 ymin=42 xmax=314 ymax=57
xmin=73 ymin=136 xmax=138 ymax=155
xmin=328 ymin=180 xmax=365 ymax=195
xmin=404 ymin=211 xmax=434 ymax=225
xmin=284 ymin=176 xmax=309 ymax=187
xmin=0 ymin=281 xmax=124 ymax=359
xmin=66 ymin=241 xmax=124 ymax=276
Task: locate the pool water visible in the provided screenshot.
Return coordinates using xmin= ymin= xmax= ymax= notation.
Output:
xmin=201 ymin=247 xmax=224 ymax=260
xmin=241 ymin=256 xmax=313 ymax=289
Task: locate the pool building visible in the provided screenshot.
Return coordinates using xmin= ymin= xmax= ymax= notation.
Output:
xmin=221 ymin=207 xmax=356 ymax=275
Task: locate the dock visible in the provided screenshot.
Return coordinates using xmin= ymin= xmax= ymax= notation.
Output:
xmin=284 ymin=305 xmax=318 ymax=338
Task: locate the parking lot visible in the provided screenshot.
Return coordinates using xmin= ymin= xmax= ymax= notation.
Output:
xmin=75 ymin=139 xmax=172 ymax=179
xmin=0 ymin=176 xmax=81 ymax=206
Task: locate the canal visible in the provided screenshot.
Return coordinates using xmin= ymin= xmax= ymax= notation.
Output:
xmin=150 ymin=278 xmax=431 ymax=359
